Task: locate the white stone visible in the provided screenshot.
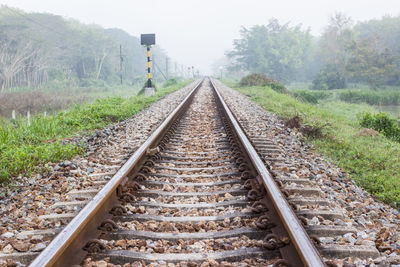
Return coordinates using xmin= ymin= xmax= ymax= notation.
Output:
xmin=1 ymin=232 xmax=14 ymax=238
xmin=2 ymin=244 xmax=13 ymax=254
xmin=308 ymin=216 xmax=320 ymax=225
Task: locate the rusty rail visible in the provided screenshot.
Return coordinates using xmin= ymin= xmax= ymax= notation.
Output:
xmin=30 ymin=79 xmax=203 ymax=267
xmin=30 ymin=77 xmax=325 ymax=267
xmin=210 ymin=78 xmax=326 ymax=267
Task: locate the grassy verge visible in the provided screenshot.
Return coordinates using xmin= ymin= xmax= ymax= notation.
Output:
xmin=233 ymin=84 xmax=400 ymax=208
xmin=0 ymin=80 xmax=192 ymax=183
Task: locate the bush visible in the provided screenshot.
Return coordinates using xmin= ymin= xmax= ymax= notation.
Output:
xmin=239 ymin=73 xmax=288 ymax=93
xmin=360 ymin=112 xmax=400 ymax=142
xmin=293 ymin=90 xmax=330 ymax=104
xmin=312 ymin=64 xmax=346 ymax=90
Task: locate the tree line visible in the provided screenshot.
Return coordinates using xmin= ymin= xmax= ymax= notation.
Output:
xmin=225 ymin=13 xmax=400 ymax=90
xmin=0 ymin=6 xmax=173 ymax=91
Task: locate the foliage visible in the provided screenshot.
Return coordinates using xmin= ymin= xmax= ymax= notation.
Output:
xmin=292 ymin=90 xmax=330 ymax=104
xmin=338 ymin=89 xmax=400 ymax=105
xmin=0 ymin=6 xmax=170 ymax=91
xmin=228 ymin=19 xmax=312 ymax=82
xmin=355 ymin=15 xmax=400 ymax=72
xmin=222 ymin=13 xmax=400 ymax=89
xmin=314 ymin=13 xmax=400 ymax=89
xmin=239 ymin=73 xmax=288 ymax=93
xmin=235 ymin=83 xmax=400 ymax=207
xmin=0 ymin=81 xmax=190 ymax=182
xmin=316 ymin=13 xmax=354 ymax=83
xmin=360 ymin=112 xmax=400 ymax=142
xmin=311 ymin=64 xmax=347 ymax=90
xmin=163 ymin=78 xmax=179 ymax=87
xmin=346 ymin=37 xmax=398 ymax=89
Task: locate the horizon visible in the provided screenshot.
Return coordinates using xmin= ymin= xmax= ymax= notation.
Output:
xmin=1 ymin=0 xmax=399 ymax=74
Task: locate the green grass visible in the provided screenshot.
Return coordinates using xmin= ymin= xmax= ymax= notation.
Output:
xmin=0 ymin=80 xmax=191 ymax=183
xmin=233 ymin=85 xmax=400 ymax=208
xmin=338 ymin=89 xmax=400 ymax=106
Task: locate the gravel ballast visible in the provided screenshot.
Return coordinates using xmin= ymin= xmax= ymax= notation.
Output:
xmin=214 ymin=79 xmax=400 ymax=266
xmin=0 ymin=80 xmax=199 ymax=265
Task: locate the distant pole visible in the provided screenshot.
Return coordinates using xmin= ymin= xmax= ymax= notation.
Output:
xmin=191 ymin=66 xmax=194 ymax=78
xmin=175 ymin=62 xmax=178 ymax=77
xmin=147 ymin=46 xmax=151 ymax=87
xmin=119 ymin=44 xmax=123 ymax=84
xmin=166 ymin=57 xmax=169 ymax=80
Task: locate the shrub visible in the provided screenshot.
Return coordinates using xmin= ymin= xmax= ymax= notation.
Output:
xmin=312 ymin=64 xmax=346 ymax=90
xmin=239 ymin=73 xmax=288 ymax=93
xmin=293 ymin=90 xmax=330 ymax=104
xmin=360 ymin=112 xmax=400 ymax=142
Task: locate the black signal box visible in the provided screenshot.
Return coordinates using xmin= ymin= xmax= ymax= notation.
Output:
xmin=141 ymin=34 xmax=156 ymax=45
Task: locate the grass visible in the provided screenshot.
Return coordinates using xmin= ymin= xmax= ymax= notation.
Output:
xmin=0 ymin=80 xmax=192 ymax=183
xmin=232 ymin=84 xmax=400 ymax=208
xmin=338 ymin=89 xmax=400 ymax=106
xmin=0 ymin=76 xmax=179 ymax=119
xmin=291 ymin=90 xmax=331 ymax=104
xmin=0 ymin=84 xmax=147 ymax=119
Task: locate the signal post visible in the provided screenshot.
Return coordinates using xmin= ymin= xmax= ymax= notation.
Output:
xmin=141 ymin=33 xmax=156 ymax=96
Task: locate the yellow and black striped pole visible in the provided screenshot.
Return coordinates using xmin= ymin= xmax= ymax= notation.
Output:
xmin=147 ymin=46 xmax=152 ymax=88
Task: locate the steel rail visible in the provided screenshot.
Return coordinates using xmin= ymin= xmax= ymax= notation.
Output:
xmin=210 ymin=78 xmax=326 ymax=267
xmin=30 ymin=79 xmax=203 ymax=267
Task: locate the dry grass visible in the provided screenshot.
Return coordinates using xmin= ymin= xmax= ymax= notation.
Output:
xmin=0 ymin=91 xmax=87 ymax=118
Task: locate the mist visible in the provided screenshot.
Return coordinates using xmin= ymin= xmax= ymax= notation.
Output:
xmin=1 ymin=0 xmax=399 ymax=74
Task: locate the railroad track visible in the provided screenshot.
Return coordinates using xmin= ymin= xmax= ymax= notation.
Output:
xmin=2 ymin=78 xmax=382 ymax=266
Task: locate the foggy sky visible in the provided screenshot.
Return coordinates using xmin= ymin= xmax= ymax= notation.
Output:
xmin=1 ymin=0 xmax=399 ymax=74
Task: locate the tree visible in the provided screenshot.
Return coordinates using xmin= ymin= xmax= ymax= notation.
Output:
xmin=354 ymin=15 xmax=400 ymax=85
xmin=311 ymin=64 xmax=346 ymax=90
xmin=227 ymin=18 xmax=312 ymax=82
xmin=346 ymin=36 xmax=398 ymax=89
xmin=315 ymin=13 xmax=354 ymax=87
xmin=0 ymin=6 xmax=173 ymax=89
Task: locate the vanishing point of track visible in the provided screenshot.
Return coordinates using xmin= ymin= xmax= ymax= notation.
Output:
xmin=30 ymin=78 xmax=331 ymax=266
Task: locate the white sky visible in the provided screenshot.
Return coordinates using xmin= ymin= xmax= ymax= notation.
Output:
xmin=1 ymin=0 xmax=400 ymax=74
